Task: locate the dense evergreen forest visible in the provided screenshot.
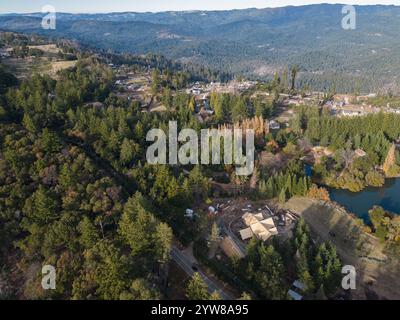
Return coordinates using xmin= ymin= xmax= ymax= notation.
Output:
xmin=1 ymin=29 xmax=399 ymax=300
xmin=0 ymin=56 xmax=215 ymax=299
xmin=0 ymin=42 xmax=345 ymax=299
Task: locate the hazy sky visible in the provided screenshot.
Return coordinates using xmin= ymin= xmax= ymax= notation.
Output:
xmin=0 ymin=0 xmax=398 ymax=14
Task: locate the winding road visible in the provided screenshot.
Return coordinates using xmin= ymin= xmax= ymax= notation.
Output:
xmin=171 ymin=247 xmax=233 ymax=300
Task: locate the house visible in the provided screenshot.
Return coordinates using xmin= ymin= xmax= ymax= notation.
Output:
xmin=354 ymin=148 xmax=367 ymax=158
xmin=288 ymin=280 xmax=307 ymax=300
xmin=250 ymin=222 xmax=272 ymax=241
xmin=333 ymin=101 xmax=345 ymax=108
xmin=268 ymin=227 xmax=278 ymax=236
xmin=288 ymin=289 xmax=303 ymax=301
xmin=239 ymin=212 xmax=278 ymax=242
xmin=269 ymin=120 xmax=280 ymax=130
xmin=293 ymin=280 xmax=307 ymax=292
xmin=185 ymin=209 xmax=194 ymax=218
xmin=208 ymin=206 xmax=217 ymax=215
xmin=325 ymin=100 xmax=333 ymax=108
xmin=341 ymin=110 xmax=361 ymax=117
xmin=260 ymin=217 xmax=275 ymax=229
xmin=239 ymin=228 xmax=253 ymax=240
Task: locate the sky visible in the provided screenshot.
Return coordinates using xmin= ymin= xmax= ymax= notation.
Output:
xmin=0 ymin=0 xmax=398 ymax=14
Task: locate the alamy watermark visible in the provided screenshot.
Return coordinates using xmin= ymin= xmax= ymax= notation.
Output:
xmin=146 ymin=121 xmax=255 ymax=176
xmin=341 ymin=265 xmax=356 ymax=290
xmin=342 ymin=5 xmax=356 ymax=30
xmin=41 ymin=5 xmax=56 ymax=30
xmin=41 ymin=265 xmax=56 ymax=290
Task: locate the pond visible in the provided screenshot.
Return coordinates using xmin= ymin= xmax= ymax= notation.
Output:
xmin=329 ymin=178 xmax=400 ymax=222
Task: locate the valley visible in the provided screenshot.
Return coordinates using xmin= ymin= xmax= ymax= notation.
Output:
xmin=2 ymin=4 xmax=400 ymax=93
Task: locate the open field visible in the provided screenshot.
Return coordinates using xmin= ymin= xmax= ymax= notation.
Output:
xmin=285 ymin=196 xmax=400 ymax=300
xmin=27 ymin=44 xmax=59 ymax=54
xmin=49 ymin=60 xmax=77 ymax=76
xmin=2 ymin=57 xmax=77 ymax=79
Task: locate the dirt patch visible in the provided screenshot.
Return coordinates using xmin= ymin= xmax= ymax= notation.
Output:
xmin=28 ymin=44 xmax=59 ymax=54
xmin=2 ymin=57 xmax=76 ymax=79
xmin=50 ymin=60 xmax=77 ymax=75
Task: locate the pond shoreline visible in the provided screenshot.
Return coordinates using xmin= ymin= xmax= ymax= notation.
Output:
xmin=328 ymin=177 xmax=400 ymax=222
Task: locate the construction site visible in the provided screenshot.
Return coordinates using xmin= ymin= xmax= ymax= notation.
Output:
xmin=201 ymin=198 xmax=301 ymax=259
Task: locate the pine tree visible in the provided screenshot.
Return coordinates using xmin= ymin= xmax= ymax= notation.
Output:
xmin=231 ymin=97 xmax=248 ymax=122
xmin=209 ymin=291 xmax=221 ymax=300
xmin=186 ymin=273 xmax=210 ymax=300
xmin=24 ymin=185 xmax=59 ymax=225
xmin=151 ymin=69 xmax=160 ymax=95
xmin=210 ymin=222 xmax=219 ymax=244
xmin=154 ymin=222 xmax=173 ymax=264
xmin=256 ymin=245 xmax=286 ymax=299
xmin=290 ymin=65 xmax=299 ymax=92
xmin=118 ymin=203 xmax=156 ymax=256
xmin=59 ymin=163 xmax=75 ymax=190
xmin=41 ymin=128 xmax=61 ymax=153
xmin=78 ymin=216 xmax=100 ymax=249
xmin=266 ymin=178 xmax=275 ymax=198
xmin=299 ymin=270 xmax=315 ymax=294
xmin=23 ymin=113 xmax=37 ymax=132
xmin=238 ymin=292 xmax=252 ymax=300
xmin=120 ymin=138 xmax=137 ymax=165
xmin=188 ymin=96 xmax=196 ymax=112
xmin=383 ymin=143 xmax=398 ymax=177
xmin=279 ymin=187 xmax=287 ymax=205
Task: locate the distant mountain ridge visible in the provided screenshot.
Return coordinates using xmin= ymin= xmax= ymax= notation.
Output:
xmin=1 ymin=4 xmax=400 ymax=93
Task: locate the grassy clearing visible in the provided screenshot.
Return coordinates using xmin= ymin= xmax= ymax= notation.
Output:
xmin=50 ymin=60 xmax=77 ymax=75
xmin=2 ymin=57 xmax=76 ymax=79
xmin=27 ymin=44 xmax=59 ymax=54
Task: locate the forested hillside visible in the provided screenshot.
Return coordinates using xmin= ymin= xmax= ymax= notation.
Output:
xmin=1 ymin=4 xmax=400 ymax=93
xmin=0 ymin=55 xmax=213 ymax=299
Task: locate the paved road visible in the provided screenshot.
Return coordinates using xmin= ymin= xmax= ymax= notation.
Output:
xmin=171 ymin=247 xmax=233 ymax=300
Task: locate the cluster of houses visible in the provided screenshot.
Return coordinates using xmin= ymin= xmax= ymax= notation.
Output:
xmin=331 ymin=104 xmax=400 ymax=117
xmin=280 ymin=93 xmax=317 ymax=106
xmin=279 ymin=92 xmax=399 ymax=118
xmin=322 ymin=93 xmax=400 ymax=117
xmin=112 ymin=70 xmax=153 ymax=103
xmin=186 ymin=80 xmax=257 ymax=98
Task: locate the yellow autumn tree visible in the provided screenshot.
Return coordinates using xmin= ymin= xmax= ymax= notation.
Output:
xmin=383 ymin=144 xmax=400 ymax=177
xmin=307 ymin=185 xmax=330 ymax=202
